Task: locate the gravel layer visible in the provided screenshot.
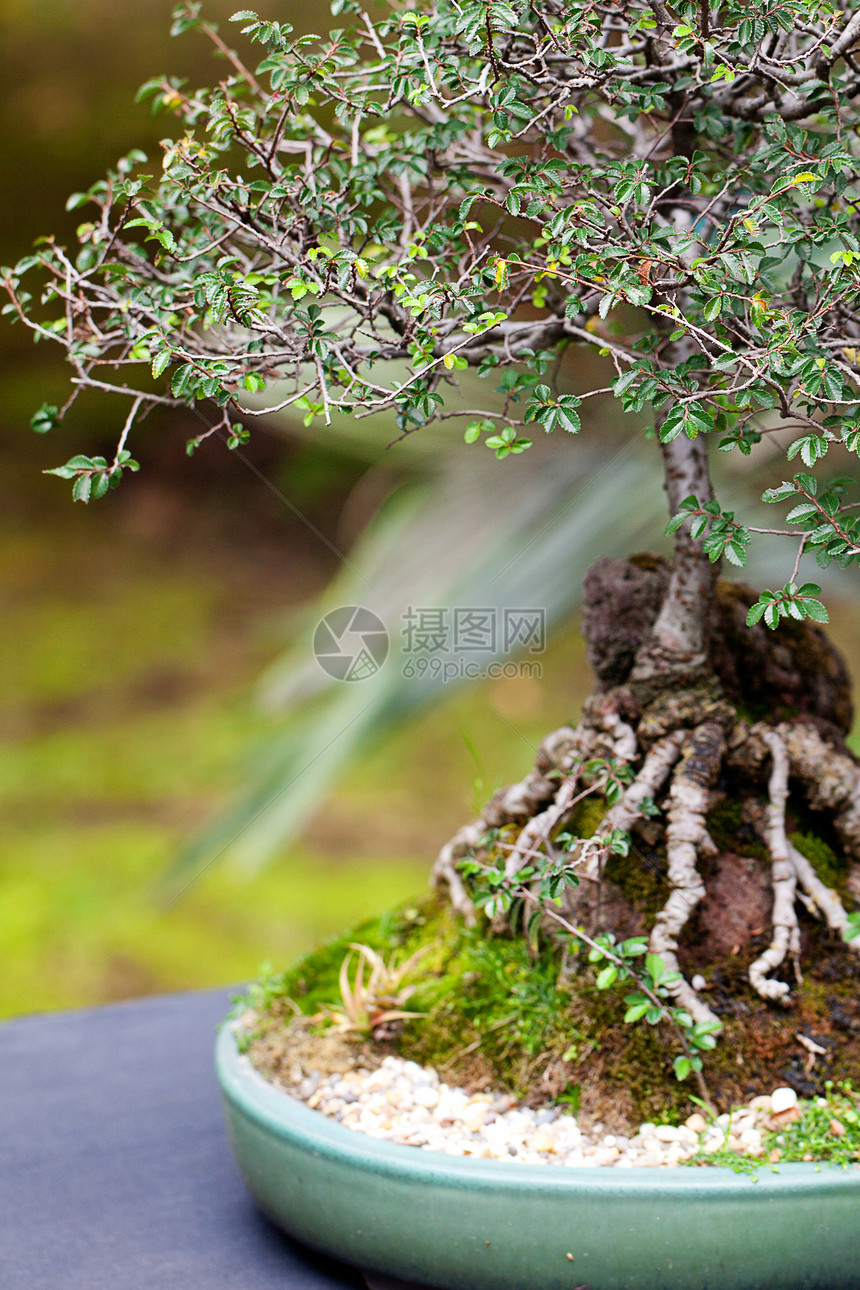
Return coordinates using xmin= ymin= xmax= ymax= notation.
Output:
xmin=270 ymin=1051 xmax=805 ymax=1168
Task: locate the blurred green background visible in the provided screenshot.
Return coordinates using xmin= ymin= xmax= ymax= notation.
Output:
xmin=0 ymin=0 xmax=596 ymax=1016
xmin=1 ymin=0 xmax=858 ymax=1019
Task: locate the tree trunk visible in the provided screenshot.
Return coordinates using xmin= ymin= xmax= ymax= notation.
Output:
xmin=630 ymin=432 xmax=718 ymax=690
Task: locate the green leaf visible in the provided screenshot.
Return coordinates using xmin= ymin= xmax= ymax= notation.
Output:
xmin=723 ymin=539 xmax=747 ymax=568
xmin=802 ymin=598 xmax=829 ymax=623
xmin=151 ymin=349 xmax=173 ymax=379
xmin=595 ymin=965 xmax=618 ymax=990
xmin=785 ymin=502 xmax=819 ymax=523
xmin=31 ymin=403 xmax=59 ymax=434
xmin=171 ymin=364 xmax=195 ymax=397
xmin=620 ymin=937 xmax=649 ymax=958
xmin=624 ymin=1001 xmax=650 ymax=1023
xmin=72 ymin=473 xmax=92 ymax=503
xmin=673 ymin=1055 xmax=691 ymax=1081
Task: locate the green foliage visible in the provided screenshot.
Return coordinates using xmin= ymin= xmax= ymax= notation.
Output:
xmin=665 ymin=495 xmax=750 ymax=568
xmin=746 ymin=582 xmax=829 ymax=630
xmin=688 ymin=1083 xmax=860 ymax=1171
xmin=236 ymin=899 xmax=591 ymax=1096
xmin=430 ymin=929 xmax=583 ymax=1064
xmin=314 ymin=942 xmax=428 ymax=1036
xmin=4 ymin=0 xmax=860 ymax=619
xmin=243 ymin=908 xmax=425 ymax=1019
xmin=763 ymin=1083 xmax=860 ymax=1166
xmin=44 ymin=451 xmax=139 ymax=503
xmin=584 ymin=934 xmax=720 ymax=1084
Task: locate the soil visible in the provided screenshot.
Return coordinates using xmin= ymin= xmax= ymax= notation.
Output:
xmin=248 ymin=1011 xmax=391 ymax=1087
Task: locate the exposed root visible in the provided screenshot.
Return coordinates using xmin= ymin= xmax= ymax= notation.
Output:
xmin=431 ymin=821 xmax=486 ymax=923
xmin=504 ymin=776 xmax=582 ymax=880
xmin=780 ymin=722 xmax=860 ymax=861
xmin=502 ymin=710 xmax=641 ymax=883
xmin=433 ymin=683 xmax=860 ymax=1073
xmin=749 ymin=730 xmax=800 ymax=1003
xmin=649 ymin=722 xmax=724 ymax=1028
xmin=787 ymin=841 xmax=860 ymax=951
xmin=603 ymin=708 xmax=637 ymax=761
xmin=432 ymin=724 xmax=594 ymax=922
xmin=579 ymin=729 xmax=686 ymax=883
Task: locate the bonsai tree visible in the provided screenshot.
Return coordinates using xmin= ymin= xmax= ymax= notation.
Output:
xmin=5 ymin=0 xmax=860 ymax=1095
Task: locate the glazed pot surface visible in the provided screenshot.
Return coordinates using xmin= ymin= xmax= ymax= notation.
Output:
xmin=216 ymin=1023 xmax=860 ymax=1290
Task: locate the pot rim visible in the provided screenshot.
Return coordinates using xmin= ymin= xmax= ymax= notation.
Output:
xmin=216 ymin=1021 xmax=860 ymax=1198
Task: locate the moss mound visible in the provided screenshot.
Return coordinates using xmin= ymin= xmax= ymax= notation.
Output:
xmin=238 ymin=878 xmax=860 ymax=1133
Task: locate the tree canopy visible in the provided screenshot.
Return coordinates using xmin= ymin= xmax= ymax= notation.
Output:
xmin=4 ymin=0 xmax=860 ymax=627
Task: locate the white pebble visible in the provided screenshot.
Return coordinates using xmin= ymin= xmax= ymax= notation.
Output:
xmin=770 ymin=1087 xmax=798 ymax=1114
xmin=272 ymin=1048 xmax=792 ymax=1171
xmin=412 ymin=1084 xmax=440 ymax=1109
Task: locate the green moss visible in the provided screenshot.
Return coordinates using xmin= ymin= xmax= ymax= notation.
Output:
xmin=240 ymin=863 xmax=860 ymax=1134
xmin=239 ymin=900 xmax=445 ymax=1019
xmin=603 ymin=850 xmax=666 ymax=917
xmin=686 ymin=1083 xmax=860 ymax=1171
xmin=404 ymin=926 xmax=588 ymax=1099
xmin=767 ymin=1083 xmax=860 ymax=1165
xmin=561 ymin=969 xmax=696 ymax=1124
xmin=705 ymin=798 xmax=768 ymax=863
xmin=565 ymin=794 xmax=607 ymax=840
xmin=789 ymin=831 xmax=846 ymax=889
xmin=244 ymin=900 xmax=704 ymax=1121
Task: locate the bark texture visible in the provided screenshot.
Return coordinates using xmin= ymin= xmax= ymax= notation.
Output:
xmin=629 ymin=436 xmax=718 ymax=689
xmin=582 ymin=555 xmax=853 ymax=737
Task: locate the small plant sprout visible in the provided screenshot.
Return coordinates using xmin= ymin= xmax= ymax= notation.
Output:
xmin=317 ymin=943 xmax=429 ymax=1039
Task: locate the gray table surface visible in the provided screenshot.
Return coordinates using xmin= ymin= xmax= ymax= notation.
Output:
xmin=0 ymin=987 xmax=368 ymax=1290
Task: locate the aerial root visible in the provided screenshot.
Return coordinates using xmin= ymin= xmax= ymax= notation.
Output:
xmin=649 ymin=722 xmax=724 ymax=1028
xmin=504 ymin=776 xmax=583 ymax=880
xmin=431 ymin=821 xmax=486 ymax=924
xmin=788 ymin=841 xmax=860 ymax=951
xmin=602 ymin=708 xmax=637 ymax=762
xmin=434 ymin=705 xmax=859 ymax=1040
xmin=501 ymin=710 xmax=642 ymax=882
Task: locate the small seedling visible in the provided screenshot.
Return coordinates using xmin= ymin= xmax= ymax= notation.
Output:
xmin=316 ymin=943 xmax=429 ymax=1038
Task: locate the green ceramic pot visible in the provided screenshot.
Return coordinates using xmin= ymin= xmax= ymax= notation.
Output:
xmin=216 ymin=1023 xmax=860 ymax=1290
